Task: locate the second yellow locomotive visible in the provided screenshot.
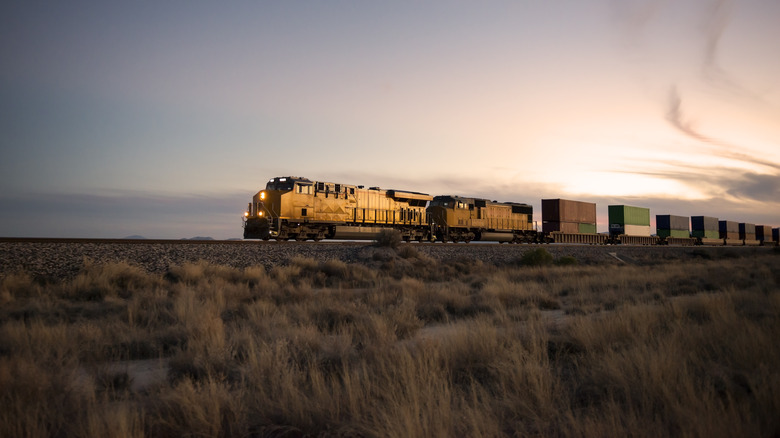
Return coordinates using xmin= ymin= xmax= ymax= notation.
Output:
xmin=427 ymin=195 xmax=536 ymax=243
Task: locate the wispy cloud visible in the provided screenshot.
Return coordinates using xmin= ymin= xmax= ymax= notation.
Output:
xmin=665 ymin=85 xmax=780 ymax=172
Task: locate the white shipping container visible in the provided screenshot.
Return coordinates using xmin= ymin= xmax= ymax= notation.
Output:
xmin=623 ymin=224 xmax=651 ymax=236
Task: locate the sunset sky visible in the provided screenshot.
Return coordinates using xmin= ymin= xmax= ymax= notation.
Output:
xmin=2 ymin=0 xmax=779 ymax=239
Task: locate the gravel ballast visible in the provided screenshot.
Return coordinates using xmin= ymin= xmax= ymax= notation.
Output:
xmin=0 ymin=239 xmax=773 ymax=281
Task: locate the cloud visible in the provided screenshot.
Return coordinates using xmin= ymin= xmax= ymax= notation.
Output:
xmin=665 ymin=85 xmax=780 ymax=172
xmin=726 ymin=172 xmax=780 ymax=202
xmin=665 ymin=85 xmax=711 ymax=143
xmin=610 ymin=162 xmax=780 ymax=204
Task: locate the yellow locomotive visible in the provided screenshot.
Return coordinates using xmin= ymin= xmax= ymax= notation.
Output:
xmin=427 ymin=195 xmax=536 ymax=243
xmin=244 ymin=176 xmax=433 ymax=241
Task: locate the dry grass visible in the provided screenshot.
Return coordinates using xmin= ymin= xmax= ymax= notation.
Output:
xmin=1 ymin=248 xmax=779 ymax=437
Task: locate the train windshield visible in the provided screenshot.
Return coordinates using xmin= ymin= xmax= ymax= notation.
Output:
xmin=430 ymin=197 xmax=455 ymax=207
xmin=266 ymin=180 xmax=294 ymax=191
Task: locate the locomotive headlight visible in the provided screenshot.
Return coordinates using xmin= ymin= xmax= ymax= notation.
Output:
xmin=244 ymin=212 xmax=249 ymax=217
xmin=258 ymin=211 xmax=264 ymax=217
xmin=260 ymin=192 xmax=266 ymax=200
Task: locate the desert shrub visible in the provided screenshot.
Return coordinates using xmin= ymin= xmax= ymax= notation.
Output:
xmin=166 ymin=261 xmax=245 ymax=285
xmin=0 ymin=272 xmax=40 ymax=301
xmin=482 ymin=273 xmax=560 ymax=312
xmin=69 ymin=260 xmax=158 ymax=301
xmin=241 ymin=265 xmax=269 ymax=289
xmin=149 ymin=377 xmax=246 ymax=437
xmin=397 ymin=244 xmax=419 ymax=259
xmin=290 ymin=256 xmax=319 ymax=271
xmin=520 ymin=248 xmax=554 ymax=267
xmin=375 ymin=229 xmax=402 ymax=249
xmin=371 ymin=247 xmax=396 ymax=262
xmin=556 ymin=255 xmax=579 ymax=266
xmin=309 ymin=302 xmax=362 ymax=333
xmin=269 ymin=264 xmax=302 ymax=285
xmin=320 ymin=259 xmax=348 ymax=280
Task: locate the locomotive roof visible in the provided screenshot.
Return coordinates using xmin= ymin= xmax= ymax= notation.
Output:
xmin=268 ymin=176 xmax=312 ymax=184
xmin=433 ymin=195 xmax=531 ymax=207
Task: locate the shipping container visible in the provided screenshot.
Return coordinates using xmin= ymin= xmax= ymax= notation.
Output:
xmin=542 ymin=199 xmax=597 ymax=223
xmin=774 ymin=228 xmax=779 ymax=243
xmin=692 ymin=216 xmax=719 ymax=232
xmin=656 ymin=215 xmax=689 ymax=231
xmin=609 ymin=205 xmax=651 ymax=227
xmin=622 ymin=224 xmax=652 ymax=236
xmin=720 ymin=221 xmax=740 ymax=239
xmin=542 ymin=221 xmax=580 ymax=234
xmin=739 ymin=223 xmax=756 ymax=240
xmin=578 ymin=223 xmax=597 ymax=234
xmin=719 ymin=220 xmax=738 ymax=233
xmin=658 ymin=229 xmax=690 ymax=238
xmin=756 ymin=225 xmax=772 ymax=242
xmin=692 ymin=230 xmax=720 ymax=239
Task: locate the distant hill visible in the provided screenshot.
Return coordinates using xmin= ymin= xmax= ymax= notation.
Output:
xmin=186 ymin=236 xmax=215 ymax=240
xmin=123 ymin=235 xmax=147 ymax=239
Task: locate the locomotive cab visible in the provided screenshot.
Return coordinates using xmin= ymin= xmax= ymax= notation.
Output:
xmin=244 ymin=176 xmax=314 ymax=239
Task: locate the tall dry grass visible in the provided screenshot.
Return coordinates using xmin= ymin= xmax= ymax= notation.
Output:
xmin=1 ymin=248 xmax=778 ymax=437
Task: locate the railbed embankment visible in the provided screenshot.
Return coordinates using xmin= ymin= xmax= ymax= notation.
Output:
xmin=0 ymin=239 xmax=773 ymax=281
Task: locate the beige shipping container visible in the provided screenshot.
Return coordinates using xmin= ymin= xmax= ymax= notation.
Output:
xmin=622 ymin=224 xmax=652 ymax=236
xmin=756 ymin=225 xmax=773 ymax=242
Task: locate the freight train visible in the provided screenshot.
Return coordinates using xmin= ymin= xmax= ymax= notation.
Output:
xmin=243 ymin=176 xmax=780 ymax=246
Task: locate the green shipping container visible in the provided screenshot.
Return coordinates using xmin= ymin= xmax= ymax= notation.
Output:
xmin=578 ymin=223 xmax=597 ymax=234
xmin=609 ymin=205 xmax=650 ymax=226
xmin=658 ymin=229 xmax=690 ymax=238
xmin=691 ymin=230 xmax=719 ymax=239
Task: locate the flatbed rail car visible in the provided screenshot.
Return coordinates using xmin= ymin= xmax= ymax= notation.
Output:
xmin=662 ymin=237 xmax=698 ymax=246
xmin=544 ymin=232 xmax=608 ymax=244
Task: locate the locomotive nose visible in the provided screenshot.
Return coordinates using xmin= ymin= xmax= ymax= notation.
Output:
xmin=243 ymin=215 xmax=271 ymax=239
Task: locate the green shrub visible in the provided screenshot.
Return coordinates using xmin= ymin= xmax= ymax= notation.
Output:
xmin=556 ymin=256 xmax=579 ymax=266
xmin=520 ymin=248 xmax=553 ymax=267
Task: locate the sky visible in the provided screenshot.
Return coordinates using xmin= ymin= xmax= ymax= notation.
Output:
xmin=1 ymin=0 xmax=779 ymax=239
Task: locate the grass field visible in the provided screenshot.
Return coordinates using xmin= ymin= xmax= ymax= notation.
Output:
xmin=1 ymin=245 xmax=779 ymax=437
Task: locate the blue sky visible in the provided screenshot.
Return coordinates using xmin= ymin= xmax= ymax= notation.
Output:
xmin=2 ymin=0 xmax=779 ymax=238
